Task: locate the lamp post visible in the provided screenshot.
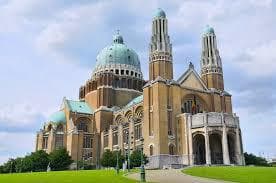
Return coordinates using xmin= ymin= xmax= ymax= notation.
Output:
xmin=140 ymin=137 xmax=145 ymax=182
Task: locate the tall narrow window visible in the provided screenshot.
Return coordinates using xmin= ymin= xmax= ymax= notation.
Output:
xmin=168 ymin=111 xmax=172 ymax=135
xmin=123 ymin=129 xmax=129 ymax=144
xmin=104 ymin=135 xmax=109 ymax=147
xmin=83 ymin=135 xmax=93 ymax=148
xmin=42 ymin=136 xmax=48 ymax=149
xmin=113 ymin=132 xmax=118 ymax=145
xmin=55 ymin=134 xmax=63 ymax=149
xmin=149 ymin=87 xmax=153 ymax=136
xmin=134 ymin=124 xmax=142 ymax=140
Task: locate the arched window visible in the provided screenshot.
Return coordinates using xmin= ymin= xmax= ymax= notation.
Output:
xmin=56 ymin=124 xmax=63 ymax=132
xmin=150 ymin=145 xmax=153 ymax=156
xmin=77 ymin=121 xmax=88 ymax=132
xmin=181 ymin=96 xmax=202 ymax=114
xmin=42 ymin=135 xmax=48 ymax=149
xmin=169 ymin=144 xmax=175 ymax=155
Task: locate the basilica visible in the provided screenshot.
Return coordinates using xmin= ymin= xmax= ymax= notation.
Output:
xmin=35 ymin=8 xmax=245 ymax=168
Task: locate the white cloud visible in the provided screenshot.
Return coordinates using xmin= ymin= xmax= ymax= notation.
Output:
xmin=0 ymin=0 xmax=53 ymax=32
xmin=0 ymin=103 xmax=49 ymax=127
xmin=0 ymin=132 xmax=35 ymax=164
xmin=235 ymin=40 xmax=276 ymax=77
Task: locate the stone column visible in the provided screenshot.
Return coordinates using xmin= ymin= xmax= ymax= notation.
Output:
xmin=222 ymin=126 xmax=230 ymax=165
xmin=204 ymin=112 xmax=211 ymax=164
xmin=188 ymin=115 xmax=194 ymax=165
xmin=204 ymin=127 xmax=211 ymax=165
xmin=235 ymin=128 xmax=242 ymax=165
xmin=108 ymin=128 xmax=113 ymax=150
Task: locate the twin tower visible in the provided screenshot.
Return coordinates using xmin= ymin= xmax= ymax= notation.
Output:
xmin=149 ymin=8 xmax=224 ymax=91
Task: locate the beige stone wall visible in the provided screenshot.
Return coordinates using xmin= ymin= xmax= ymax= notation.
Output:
xmin=225 ymin=96 xmax=233 ymax=113
xmin=85 ymin=90 xmax=98 ymax=109
xmin=149 ymin=61 xmax=173 ymax=80
xmin=202 ymin=73 xmax=224 ymax=91
xmin=36 ymin=132 xmax=43 ymax=151
xmin=94 ymin=110 xmax=113 ymax=133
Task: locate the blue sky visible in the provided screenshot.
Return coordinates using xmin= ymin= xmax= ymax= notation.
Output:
xmin=0 ymin=0 xmax=276 ymax=164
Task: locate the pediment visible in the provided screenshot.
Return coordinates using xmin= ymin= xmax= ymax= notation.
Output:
xmin=177 ymin=69 xmax=207 ymax=91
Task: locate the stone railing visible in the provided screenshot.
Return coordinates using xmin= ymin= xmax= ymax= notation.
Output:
xmin=191 ymin=112 xmax=239 ymax=128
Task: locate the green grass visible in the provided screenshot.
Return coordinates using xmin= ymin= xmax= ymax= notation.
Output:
xmin=0 ymin=170 xmax=138 ymax=183
xmin=183 ymin=166 xmax=276 ymax=183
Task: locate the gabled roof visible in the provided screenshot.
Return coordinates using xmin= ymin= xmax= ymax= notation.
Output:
xmin=177 ymin=63 xmax=208 ymax=91
xmin=63 ymin=98 xmax=94 ymax=114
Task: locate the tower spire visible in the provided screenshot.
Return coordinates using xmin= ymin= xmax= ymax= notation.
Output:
xmin=149 ymin=8 xmax=173 ymax=80
xmin=200 ymin=25 xmax=224 ymax=90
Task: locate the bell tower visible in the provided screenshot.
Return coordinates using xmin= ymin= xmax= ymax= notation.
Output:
xmin=200 ymin=25 xmax=224 ymax=91
xmin=149 ymin=8 xmax=173 ymax=80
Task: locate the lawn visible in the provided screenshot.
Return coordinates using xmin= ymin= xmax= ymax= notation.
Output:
xmin=0 ymin=170 xmax=138 ymax=183
xmin=183 ymin=166 xmax=276 ymax=183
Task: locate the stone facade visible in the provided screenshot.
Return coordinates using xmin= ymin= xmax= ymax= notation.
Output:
xmin=35 ymin=8 xmax=245 ymax=169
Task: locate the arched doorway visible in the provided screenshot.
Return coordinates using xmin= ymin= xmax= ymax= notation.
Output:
xmin=209 ymin=133 xmax=223 ymax=164
xmin=228 ymin=133 xmax=236 ymax=164
xmin=193 ymin=134 xmax=206 ymax=165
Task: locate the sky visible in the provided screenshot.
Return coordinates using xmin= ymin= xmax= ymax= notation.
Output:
xmin=0 ymin=0 xmax=276 ymax=164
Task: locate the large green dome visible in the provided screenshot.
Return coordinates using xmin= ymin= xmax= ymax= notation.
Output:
xmin=93 ymin=33 xmax=141 ymax=73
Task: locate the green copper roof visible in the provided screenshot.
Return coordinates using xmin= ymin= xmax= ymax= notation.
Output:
xmin=66 ymin=100 xmax=94 ymax=114
xmin=203 ymin=25 xmax=215 ymax=35
xmin=94 ymin=33 xmax=141 ymax=70
xmin=48 ymin=111 xmax=66 ymax=124
xmin=125 ymin=95 xmax=143 ymax=108
xmin=154 ymin=8 xmax=166 ymax=18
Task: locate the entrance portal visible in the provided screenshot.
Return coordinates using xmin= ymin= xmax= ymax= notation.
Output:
xmin=193 ymin=134 xmax=206 ymax=165
xmin=209 ymin=133 xmax=223 ymax=164
xmin=228 ymin=133 xmax=236 ymax=164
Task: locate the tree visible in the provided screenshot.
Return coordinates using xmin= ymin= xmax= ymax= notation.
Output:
xmin=244 ymin=152 xmax=268 ymax=166
xmin=1 ymin=159 xmax=16 ymax=173
xmin=49 ymin=148 xmax=73 ymax=171
xmin=100 ymin=149 xmax=113 ymax=167
xmin=30 ymin=150 xmax=49 ymax=172
xmin=100 ymin=149 xmax=125 ymax=168
xmin=21 ymin=155 xmax=33 ymax=172
xmin=130 ymin=149 xmax=148 ymax=168
xmin=14 ymin=157 xmax=23 ymax=173
xmin=0 ymin=165 xmax=4 ymax=173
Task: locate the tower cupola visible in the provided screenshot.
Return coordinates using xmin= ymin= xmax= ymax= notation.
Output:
xmin=149 ymin=8 xmax=173 ymax=80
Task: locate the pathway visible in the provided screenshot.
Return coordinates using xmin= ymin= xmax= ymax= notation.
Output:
xmin=127 ymin=169 xmax=233 ymax=183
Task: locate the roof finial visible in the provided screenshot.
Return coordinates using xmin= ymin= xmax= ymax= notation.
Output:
xmin=189 ymin=62 xmax=194 ymax=69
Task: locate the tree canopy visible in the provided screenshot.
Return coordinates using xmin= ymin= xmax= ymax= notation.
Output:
xmin=0 ymin=148 xmax=73 ymax=173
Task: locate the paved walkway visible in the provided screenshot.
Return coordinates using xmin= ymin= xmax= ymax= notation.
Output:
xmin=127 ymin=169 xmax=232 ymax=183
